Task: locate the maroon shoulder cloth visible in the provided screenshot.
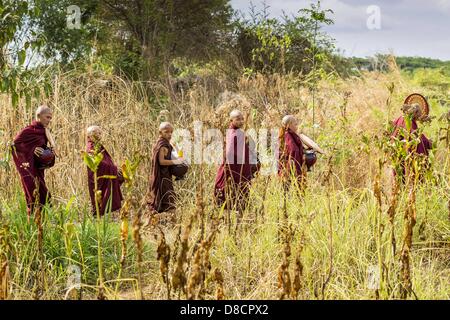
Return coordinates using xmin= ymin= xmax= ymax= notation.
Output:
xmin=148 ymin=137 xmax=176 ymax=213
xmin=12 ymin=120 xmax=54 ymax=214
xmin=86 ymin=140 xmax=123 ymax=216
xmin=278 ymin=128 xmax=304 ymax=179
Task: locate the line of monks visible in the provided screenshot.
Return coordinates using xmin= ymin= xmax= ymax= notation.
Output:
xmin=10 ymin=101 xmax=432 ymax=224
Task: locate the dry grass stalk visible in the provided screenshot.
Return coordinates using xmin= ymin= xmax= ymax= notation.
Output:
xmin=156 ymin=227 xmax=171 ymax=299
xmin=171 ymin=213 xmax=195 ymax=297
xmin=374 ymin=159 xmax=385 ymax=299
xmin=212 ymin=268 xmax=225 ymax=300
xmin=291 ymin=233 xmax=306 ymax=300
xmin=114 ymin=154 xmax=142 ymax=297
xmin=387 ymin=177 xmax=399 ymax=258
xmin=277 ymin=225 xmax=293 ymax=300
xmin=320 ymin=192 xmax=334 ymax=300
xmin=0 ymin=213 xmax=10 ymax=300
xmin=187 ymin=223 xmax=218 ymax=300
xmin=132 ymin=198 xmax=144 ymax=300
xmin=32 ymin=179 xmax=46 ymax=300
xmin=400 ymin=173 xmax=418 ymax=299
xmin=0 ymin=261 xmax=8 ymax=300
xmin=119 ymin=200 xmax=130 ymax=269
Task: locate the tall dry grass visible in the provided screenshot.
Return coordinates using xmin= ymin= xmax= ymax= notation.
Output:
xmin=0 ymin=65 xmax=449 ymax=299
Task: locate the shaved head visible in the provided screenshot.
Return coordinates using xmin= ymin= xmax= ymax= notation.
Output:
xmin=282 ymin=115 xmax=296 ymax=127
xmin=159 ymin=121 xmax=173 ymax=141
xmin=281 ymin=114 xmax=298 ymax=133
xmin=229 ymin=109 xmax=243 ymax=120
xmin=87 ymin=125 xmax=101 ymax=136
xmin=87 ymin=125 xmax=102 ymax=141
xmin=36 ymin=105 xmax=52 ymax=119
xmin=35 ymin=105 xmax=53 ymax=127
xmin=159 ymin=122 xmax=173 ymax=132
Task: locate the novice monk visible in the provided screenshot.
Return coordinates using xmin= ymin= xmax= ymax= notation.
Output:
xmin=278 ymin=115 xmax=306 ymax=189
xmin=12 ymin=105 xmax=56 ymax=216
xmin=147 ymin=122 xmax=184 ymax=218
xmin=391 ymin=103 xmax=432 ymax=155
xmin=214 ymin=110 xmax=259 ymax=213
xmin=86 ymin=126 xmax=123 ymax=217
xmin=391 ymin=103 xmax=432 ymax=181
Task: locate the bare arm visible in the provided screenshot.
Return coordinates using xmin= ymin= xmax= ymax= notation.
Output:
xmin=158 ymin=146 xmax=181 ymax=166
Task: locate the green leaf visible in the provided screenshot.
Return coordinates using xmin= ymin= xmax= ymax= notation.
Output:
xmin=83 ymin=152 xmax=97 ymax=172
xmin=11 ymin=91 xmax=19 ymax=107
xmin=18 ymin=49 xmax=26 ymax=66
xmin=65 ymin=196 xmax=76 ymax=212
xmin=97 ymin=175 xmax=117 ymax=180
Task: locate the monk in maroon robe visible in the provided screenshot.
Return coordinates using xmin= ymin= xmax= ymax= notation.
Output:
xmin=12 ymin=106 xmax=56 ymax=216
xmin=278 ymin=115 xmax=305 ymax=189
xmin=86 ymin=126 xmax=123 ymax=217
xmin=214 ymin=110 xmax=259 ymax=213
xmin=147 ymin=122 xmax=184 ymax=217
xmin=391 ymin=103 xmax=432 ymax=179
xmin=391 ymin=105 xmax=432 ymax=155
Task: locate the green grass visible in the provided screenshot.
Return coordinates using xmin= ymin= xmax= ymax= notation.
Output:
xmin=1 ymin=191 xmax=154 ymax=299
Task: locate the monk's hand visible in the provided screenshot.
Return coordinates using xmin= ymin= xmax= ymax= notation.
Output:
xmin=34 ymin=147 xmax=44 ymax=157
xmin=173 ymin=157 xmax=185 ymax=165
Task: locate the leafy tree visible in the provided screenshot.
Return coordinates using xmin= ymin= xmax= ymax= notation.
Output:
xmin=94 ymin=0 xmax=234 ymax=79
xmin=0 ymin=0 xmax=51 ymax=107
xmin=233 ymin=1 xmax=336 ymax=77
xmin=33 ymin=0 xmax=101 ymax=64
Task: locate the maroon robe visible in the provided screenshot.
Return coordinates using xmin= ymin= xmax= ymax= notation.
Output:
xmin=12 ymin=120 xmax=55 ymax=215
xmin=148 ymin=137 xmax=176 ymax=213
xmin=214 ymin=125 xmax=258 ymax=211
xmin=87 ymin=140 xmax=123 ymax=216
xmin=391 ymin=116 xmax=431 ymax=155
xmin=278 ymin=128 xmax=304 ymax=185
xmin=391 ymin=116 xmax=432 ymax=180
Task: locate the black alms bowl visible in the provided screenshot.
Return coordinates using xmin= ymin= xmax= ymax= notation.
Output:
xmin=36 ymin=148 xmax=55 ymax=169
xmin=305 ymin=150 xmax=317 ymax=172
xmin=170 ymin=163 xmax=189 ymax=179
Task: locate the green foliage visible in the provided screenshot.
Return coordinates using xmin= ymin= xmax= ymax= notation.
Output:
xmin=396 ymin=56 xmax=450 ymax=74
xmin=249 ymin=17 xmax=292 ymax=74
xmin=121 ymin=156 xmax=140 ymax=188
xmin=82 ymin=149 xmax=103 ymax=174
xmin=235 ymin=1 xmax=336 ymax=77
xmin=33 ymin=0 xmax=101 ymax=63
xmin=91 ymin=0 xmax=233 ymax=79
xmin=1 ymin=0 xmax=234 ymax=84
xmin=410 ymin=68 xmax=450 ymax=91
xmin=0 ymin=0 xmax=52 ymax=108
xmin=349 ymin=55 xmax=450 ymax=75
xmin=1 ymin=195 xmax=152 ymax=296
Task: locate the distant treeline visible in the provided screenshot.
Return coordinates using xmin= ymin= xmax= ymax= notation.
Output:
xmin=349 ymin=55 xmax=450 ymax=74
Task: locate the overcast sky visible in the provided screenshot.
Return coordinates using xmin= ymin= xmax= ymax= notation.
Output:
xmin=230 ymin=0 xmax=450 ymax=60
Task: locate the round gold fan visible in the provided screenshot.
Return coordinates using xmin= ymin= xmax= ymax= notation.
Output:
xmin=404 ymin=93 xmax=429 ymax=118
